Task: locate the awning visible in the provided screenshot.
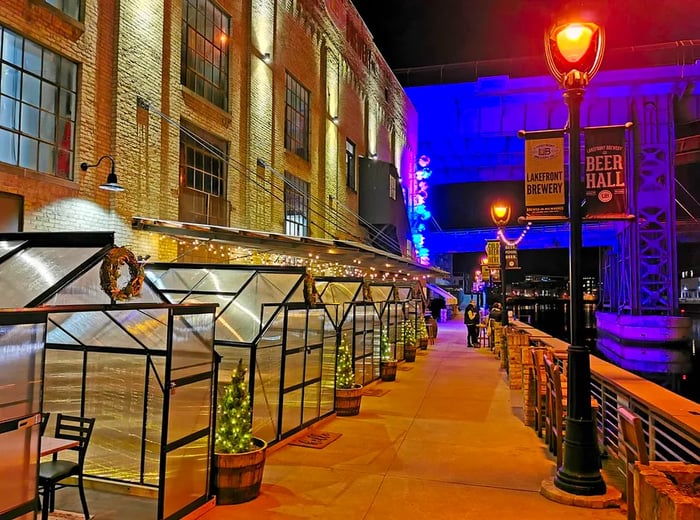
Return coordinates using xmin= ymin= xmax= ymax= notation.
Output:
xmin=131 ymin=217 xmax=447 ymax=278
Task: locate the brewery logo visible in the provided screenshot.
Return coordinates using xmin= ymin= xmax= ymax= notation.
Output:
xmin=531 ymin=143 xmax=560 ymax=159
xmin=598 ymin=190 xmax=613 ymax=203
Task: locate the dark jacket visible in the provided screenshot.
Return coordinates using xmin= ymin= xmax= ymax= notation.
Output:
xmin=464 ymin=304 xmax=479 ymax=325
xmin=489 ymin=306 xmax=502 ymax=323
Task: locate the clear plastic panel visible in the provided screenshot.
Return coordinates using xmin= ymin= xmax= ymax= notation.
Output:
xmin=170 ymin=313 xmax=214 ymax=381
xmin=261 ymin=304 xmax=279 ymax=331
xmin=253 ymin=346 xmax=282 ymax=442
xmin=194 ymin=269 xmax=253 ymax=293
xmin=42 ymin=263 xmax=110 ymax=306
xmin=0 ymin=239 xmax=24 ymax=258
xmin=281 ymin=387 xmax=302 ymax=435
xmin=288 ymin=283 xmax=305 ymax=303
xmin=320 ymin=332 xmax=336 ymax=415
xmin=217 ymin=272 xmax=301 ymax=343
xmin=0 ymin=322 xmax=44 ymax=421
xmin=145 ymin=267 xmax=209 ymax=291
xmin=283 ymin=350 xmax=304 ymax=389
xmin=302 ymin=380 xmax=320 ymax=425
xmin=370 ymin=284 xmax=392 ymax=303
xmin=285 ymin=309 xmax=306 ymax=351
xmin=47 ymin=311 xmax=145 ymax=350
xmin=179 ymin=293 xmax=230 ymax=316
xmin=43 ymin=349 xmax=83 ymax=419
xmin=45 ymin=322 xmax=79 ymax=345
xmin=167 ymin=379 xmax=211 ymax=444
xmin=397 ymin=287 xmax=411 ymax=300
xmin=305 ymin=344 xmax=322 ymax=382
xmin=307 ymin=309 xmax=324 ymax=347
xmin=162 ymin=435 xmax=208 ymax=519
xmin=316 ymin=280 xmax=328 ymax=295
xmin=83 ymin=351 xmax=147 ymax=482
xmin=0 ymin=246 xmax=101 ymax=308
xmin=323 ymin=281 xmax=361 ymax=305
xmin=144 ymin=358 xmax=165 ymax=485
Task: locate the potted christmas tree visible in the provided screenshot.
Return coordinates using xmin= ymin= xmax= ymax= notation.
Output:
xmin=417 ymin=317 xmax=429 ymax=350
xmin=335 ymin=335 xmax=363 ymax=416
xmin=401 ymin=319 xmax=418 ymax=362
xmin=213 ymin=359 xmax=267 ymax=504
xmin=380 ymin=330 xmax=397 ymax=381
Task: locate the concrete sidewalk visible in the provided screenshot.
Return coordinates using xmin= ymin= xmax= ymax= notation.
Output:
xmin=202 ymin=320 xmax=625 ymax=520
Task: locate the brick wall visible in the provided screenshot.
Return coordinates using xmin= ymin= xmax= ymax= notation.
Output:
xmin=0 ymin=0 xmax=417 ymax=262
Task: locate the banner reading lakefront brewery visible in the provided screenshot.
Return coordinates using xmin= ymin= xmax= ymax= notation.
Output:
xmin=524 ymin=135 xmax=565 ymax=218
xmin=584 ymin=127 xmax=627 ymax=217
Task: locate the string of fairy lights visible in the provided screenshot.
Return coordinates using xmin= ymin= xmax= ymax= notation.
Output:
xmin=496 ymin=221 xmax=532 ymax=247
xmin=159 ymin=234 xmax=426 ymax=282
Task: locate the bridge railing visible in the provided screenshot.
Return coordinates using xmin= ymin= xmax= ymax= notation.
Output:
xmin=510 ymin=321 xmax=700 ymax=465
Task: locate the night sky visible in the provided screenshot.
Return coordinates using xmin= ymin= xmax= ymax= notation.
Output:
xmin=352 ymin=0 xmax=700 ymax=69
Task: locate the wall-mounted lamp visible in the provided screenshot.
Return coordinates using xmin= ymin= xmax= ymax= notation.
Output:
xmin=262 ymin=52 xmax=272 ymax=64
xmin=331 ymin=115 xmax=339 ymax=125
xmin=80 ymin=155 xmax=125 ymax=192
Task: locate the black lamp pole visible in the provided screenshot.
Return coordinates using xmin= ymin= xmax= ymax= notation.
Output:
xmin=499 ymin=236 xmax=508 ymax=326
xmin=544 ymin=18 xmax=607 ymax=496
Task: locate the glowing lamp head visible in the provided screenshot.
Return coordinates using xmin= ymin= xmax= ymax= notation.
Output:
xmin=490 ymin=202 xmax=511 ymax=227
xmin=555 ymin=24 xmax=594 ymax=63
xmin=545 ymin=20 xmax=605 ymax=88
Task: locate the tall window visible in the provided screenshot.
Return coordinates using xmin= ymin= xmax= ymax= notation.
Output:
xmin=284 ymin=74 xmax=310 ymax=160
xmin=284 ymin=172 xmax=309 ymax=236
xmin=345 ymin=139 xmax=356 ymax=190
xmin=181 ymin=0 xmax=230 ymax=110
xmin=0 ymin=26 xmax=78 ymax=179
xmin=45 ymin=0 xmax=81 ymax=19
xmin=179 ymin=125 xmax=228 ymax=226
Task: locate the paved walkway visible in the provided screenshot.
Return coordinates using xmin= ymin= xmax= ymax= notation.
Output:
xmin=203 ymin=320 xmax=625 ymax=520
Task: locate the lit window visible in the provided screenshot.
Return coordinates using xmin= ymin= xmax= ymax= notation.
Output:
xmin=346 ymin=139 xmax=356 ymax=190
xmin=0 ymin=25 xmax=78 ymax=179
xmin=284 ymin=172 xmax=309 ymax=236
xmin=179 ymin=125 xmax=228 ymax=226
xmin=181 ymin=0 xmax=230 ymax=109
xmin=389 ymin=174 xmax=397 ymax=200
xmin=285 ymin=74 xmax=310 ymax=160
xmin=45 ymin=0 xmax=81 ymax=20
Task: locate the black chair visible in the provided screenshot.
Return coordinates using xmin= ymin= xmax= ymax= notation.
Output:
xmin=39 ymin=412 xmax=50 ymax=436
xmin=38 ymin=414 xmax=95 ymax=520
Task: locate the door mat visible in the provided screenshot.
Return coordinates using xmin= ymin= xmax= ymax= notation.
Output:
xmin=398 ymin=365 xmax=414 ymax=371
xmin=49 ymin=511 xmax=94 ymax=520
xmin=362 ymin=387 xmax=390 ymax=397
xmin=290 ymin=431 xmax=342 ymax=449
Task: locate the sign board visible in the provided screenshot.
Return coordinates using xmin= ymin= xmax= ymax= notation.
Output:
xmin=486 ymin=240 xmax=500 ymax=266
xmin=524 ymin=135 xmax=565 ymax=218
xmin=505 ymin=244 xmax=519 ymax=270
xmin=584 ymin=126 xmax=628 ymax=217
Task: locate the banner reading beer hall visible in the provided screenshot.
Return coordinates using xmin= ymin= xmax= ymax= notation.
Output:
xmin=524 ymin=135 xmax=565 ymax=218
xmin=584 ymin=127 xmax=627 ymax=217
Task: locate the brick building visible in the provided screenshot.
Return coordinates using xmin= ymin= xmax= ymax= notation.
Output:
xmin=0 ymin=0 xmax=420 ymax=269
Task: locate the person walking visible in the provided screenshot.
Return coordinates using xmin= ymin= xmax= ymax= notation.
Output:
xmin=464 ymin=299 xmax=479 ymax=347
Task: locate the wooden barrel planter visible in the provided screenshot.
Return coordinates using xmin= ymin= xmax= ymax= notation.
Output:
xmin=419 ymin=337 xmax=428 ymax=350
xmin=404 ymin=343 xmax=417 ymax=362
xmin=380 ymin=360 xmax=397 ymax=381
xmin=214 ymin=437 xmax=267 ymax=505
xmin=335 ymin=384 xmax=363 ymax=416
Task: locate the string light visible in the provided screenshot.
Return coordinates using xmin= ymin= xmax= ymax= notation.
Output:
xmin=496 ymin=222 xmax=532 ymax=247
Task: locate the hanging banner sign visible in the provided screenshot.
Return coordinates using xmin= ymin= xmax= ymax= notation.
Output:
xmin=584 ymin=127 xmax=627 ymax=217
xmin=505 ymin=244 xmax=519 ymax=270
xmin=524 ymin=135 xmax=565 ymax=218
xmin=486 ymin=240 xmax=500 ymax=266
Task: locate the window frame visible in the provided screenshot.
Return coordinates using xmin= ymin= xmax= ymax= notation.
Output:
xmin=389 ymin=174 xmax=397 ymax=200
xmin=181 ymin=0 xmax=230 ymax=110
xmin=180 ymin=124 xmax=227 ymax=198
xmin=284 ymin=73 xmax=311 ymax=161
xmin=345 ymin=139 xmax=356 ymax=191
xmin=0 ymin=25 xmax=78 ymax=179
xmin=284 ymin=171 xmax=310 ymax=237
xmin=43 ymin=0 xmax=82 ymax=20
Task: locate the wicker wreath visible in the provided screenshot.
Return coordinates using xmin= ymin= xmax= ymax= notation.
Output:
xmin=100 ymin=246 xmax=145 ymax=301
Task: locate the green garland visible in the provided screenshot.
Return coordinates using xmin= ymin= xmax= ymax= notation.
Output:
xmin=418 ymin=317 xmax=429 ymax=340
xmin=215 ymin=359 xmax=254 ymax=454
xmin=336 ymin=335 xmax=355 ymax=389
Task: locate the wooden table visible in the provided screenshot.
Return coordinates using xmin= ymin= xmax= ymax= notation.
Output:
xmin=40 ymin=436 xmax=78 ymax=457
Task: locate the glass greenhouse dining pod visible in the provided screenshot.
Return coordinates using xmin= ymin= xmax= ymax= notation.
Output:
xmin=0 ymin=232 xmax=218 ymax=520
xmin=316 ymin=277 xmax=379 ymax=386
xmin=369 ymin=282 xmax=425 ymax=361
xmin=144 ymin=263 xmax=338 ymax=445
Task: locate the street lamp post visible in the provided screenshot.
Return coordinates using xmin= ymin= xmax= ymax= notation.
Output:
xmin=490 ymin=202 xmax=511 ymax=326
xmin=545 ymin=15 xmax=606 ymax=495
